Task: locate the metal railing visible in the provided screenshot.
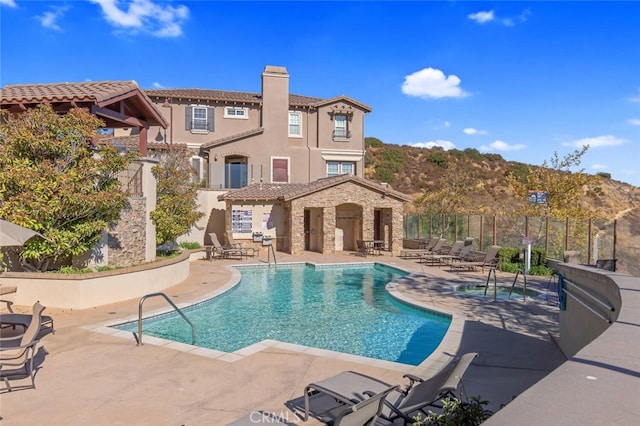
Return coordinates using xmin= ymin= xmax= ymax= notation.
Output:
xmin=560 ymin=277 xmax=615 ymax=323
xmin=116 ymin=162 xmax=143 ymax=196
xmin=136 ymin=292 xmax=195 ymax=346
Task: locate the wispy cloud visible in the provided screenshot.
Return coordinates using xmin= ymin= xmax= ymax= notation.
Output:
xmin=402 ymin=68 xmax=468 ymax=99
xmin=480 ymin=140 xmax=526 ymax=152
xmin=410 ymin=140 xmax=457 ymax=150
xmin=630 ymin=89 xmax=640 ymax=103
xmin=468 ymin=9 xmax=530 ymax=26
xmin=628 ymin=118 xmax=640 ymax=126
xmin=36 ymin=6 xmax=70 ymax=31
xmin=463 ymin=127 xmax=488 ymax=135
xmin=152 ymin=82 xmax=165 ymax=88
xmin=0 ymin=0 xmax=17 ymax=8
xmin=591 ymin=164 xmax=608 ymax=170
xmin=90 ymin=0 xmax=189 ymax=38
xmin=562 ymin=135 xmax=628 ymax=148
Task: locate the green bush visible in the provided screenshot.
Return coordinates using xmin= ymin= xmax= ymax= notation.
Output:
xmin=413 ymin=395 xmax=494 ymax=425
xmin=499 ymin=261 xmax=523 ymax=273
xmin=179 ymin=241 xmax=201 ymax=250
xmin=365 ymin=137 xmax=384 ymax=148
xmin=375 ymin=164 xmax=397 ymax=184
xmin=428 ymin=151 xmax=449 ymax=168
xmin=528 ymin=265 xmax=554 ymax=276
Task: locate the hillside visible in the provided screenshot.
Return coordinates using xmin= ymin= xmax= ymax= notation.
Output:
xmin=363 ymin=140 xmax=640 ymax=216
xmin=363 ymin=140 xmax=640 ymax=277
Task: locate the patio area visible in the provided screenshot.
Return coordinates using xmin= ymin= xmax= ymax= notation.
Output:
xmin=1 ymin=251 xmax=565 ymax=425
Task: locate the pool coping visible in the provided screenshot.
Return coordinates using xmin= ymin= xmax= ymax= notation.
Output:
xmin=85 ymin=261 xmax=464 ymax=375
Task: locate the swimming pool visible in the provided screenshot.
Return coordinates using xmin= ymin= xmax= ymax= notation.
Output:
xmin=115 ymin=263 xmax=451 ymax=366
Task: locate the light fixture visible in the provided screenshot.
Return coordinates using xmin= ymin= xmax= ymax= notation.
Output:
xmin=214 ymin=153 xmax=218 ymax=161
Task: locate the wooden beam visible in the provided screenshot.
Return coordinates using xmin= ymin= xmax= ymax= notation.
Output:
xmin=139 ymin=127 xmax=148 ymax=156
xmin=90 ymin=105 xmax=147 ymax=128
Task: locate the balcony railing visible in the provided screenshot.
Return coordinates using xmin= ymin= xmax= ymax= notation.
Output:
xmin=332 ymin=129 xmax=351 ymax=140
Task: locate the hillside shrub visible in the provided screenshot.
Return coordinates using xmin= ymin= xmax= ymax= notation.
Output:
xmin=365 ymin=137 xmax=384 ymax=148
xmin=428 ymin=151 xmax=449 ymax=168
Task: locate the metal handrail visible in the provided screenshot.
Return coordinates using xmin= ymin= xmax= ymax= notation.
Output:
xmin=136 ymin=292 xmax=195 ymax=346
xmin=267 ymin=244 xmax=277 ymax=267
xmin=483 ymin=267 xmax=498 ymax=300
xmin=509 ymin=269 xmax=528 ymax=302
xmin=563 ymin=279 xmax=615 ymax=313
xmin=562 ymin=288 xmax=612 ymax=323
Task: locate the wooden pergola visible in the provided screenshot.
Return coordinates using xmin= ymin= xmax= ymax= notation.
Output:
xmin=0 ymin=81 xmax=167 ymax=156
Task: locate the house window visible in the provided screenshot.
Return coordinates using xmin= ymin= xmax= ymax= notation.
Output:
xmin=224 ymin=107 xmax=248 ymax=119
xmin=185 ymin=106 xmax=214 ymax=133
xmin=327 ymin=161 xmax=355 ymax=177
xmin=289 ymin=112 xmax=302 ymax=137
xmin=272 ymin=157 xmax=289 ymax=183
xmin=190 ymin=156 xmax=203 ymax=184
xmin=333 ymin=114 xmax=350 ymax=140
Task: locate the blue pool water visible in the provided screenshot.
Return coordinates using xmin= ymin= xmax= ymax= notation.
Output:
xmin=115 ymin=263 xmax=451 ymax=366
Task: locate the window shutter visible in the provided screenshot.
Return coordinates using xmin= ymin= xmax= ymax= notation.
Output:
xmin=185 ymin=107 xmax=192 ymax=130
xmin=273 ymin=159 xmax=288 ymax=183
xmin=207 ymin=107 xmax=214 ymax=131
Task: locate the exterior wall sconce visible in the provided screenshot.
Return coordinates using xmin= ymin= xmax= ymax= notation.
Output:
xmin=214 ymin=154 xmax=218 ymax=161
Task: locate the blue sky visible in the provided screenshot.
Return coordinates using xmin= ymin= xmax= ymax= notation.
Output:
xmin=2 ymin=1 xmax=639 ymax=187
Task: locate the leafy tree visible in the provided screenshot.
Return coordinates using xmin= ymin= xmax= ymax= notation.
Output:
xmin=506 ymin=147 xmax=604 ymax=252
xmin=506 ymin=146 xmax=603 ymax=220
xmin=150 ymin=149 xmax=204 ymax=248
xmin=0 ymin=105 xmax=135 ymax=271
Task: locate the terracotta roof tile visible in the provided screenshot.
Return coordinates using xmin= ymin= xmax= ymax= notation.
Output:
xmin=144 ymin=88 xmax=368 ymax=110
xmin=218 ymin=175 xmax=411 ymax=202
xmin=200 ymin=128 xmax=265 ymax=150
xmin=1 ymin=81 xmax=142 ymax=105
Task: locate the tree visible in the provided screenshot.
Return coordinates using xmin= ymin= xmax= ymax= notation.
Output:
xmin=506 ymin=146 xmax=603 ymax=219
xmin=0 ymin=105 xmax=135 ymax=271
xmin=150 ymin=149 xmax=204 ymax=248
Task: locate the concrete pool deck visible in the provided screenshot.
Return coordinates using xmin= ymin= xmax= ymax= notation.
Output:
xmin=1 ymin=251 xmax=565 ymax=425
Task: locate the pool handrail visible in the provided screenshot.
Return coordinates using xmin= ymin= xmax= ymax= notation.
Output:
xmin=136 ymin=292 xmax=196 ymax=346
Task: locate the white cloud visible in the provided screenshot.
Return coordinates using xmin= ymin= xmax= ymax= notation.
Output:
xmin=468 ymin=10 xmax=494 ymax=24
xmin=152 ymin=82 xmax=165 ymax=89
xmin=562 ymin=135 xmax=628 ymax=148
xmin=36 ymin=6 xmax=70 ymax=31
xmin=480 ymin=140 xmax=526 ymax=152
xmin=463 ymin=127 xmax=488 ymax=135
xmin=591 ymin=164 xmax=608 ymax=170
xmin=402 ymin=68 xmax=468 ymax=99
xmin=468 ymin=9 xmax=529 ymax=26
xmin=630 ymin=89 xmax=640 ymax=103
xmin=410 ymin=140 xmax=457 ymax=150
xmin=628 ymin=118 xmax=640 ymax=126
xmin=90 ymin=0 xmax=189 ymax=38
xmin=0 ymin=0 xmax=17 ymax=7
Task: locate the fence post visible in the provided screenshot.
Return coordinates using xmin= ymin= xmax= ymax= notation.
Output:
xmin=545 ymin=216 xmax=549 ymax=255
xmin=479 ymin=215 xmax=484 ymax=250
xmin=565 ymin=217 xmax=569 ymax=251
xmin=587 ymin=218 xmax=592 ymax=265
xmin=493 ymin=215 xmax=497 ymax=245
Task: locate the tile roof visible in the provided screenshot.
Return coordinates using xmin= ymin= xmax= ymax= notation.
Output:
xmin=3 ymin=81 xmax=142 ymax=105
xmin=218 ymin=174 xmax=412 ymax=202
xmin=200 ymin=128 xmax=265 ymax=150
xmin=1 ymin=80 xmax=167 ymax=128
xmin=145 ymin=89 xmax=372 ymax=111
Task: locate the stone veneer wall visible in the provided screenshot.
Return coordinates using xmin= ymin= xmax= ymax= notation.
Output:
xmin=288 ymin=181 xmax=405 ymax=256
xmin=108 ymin=197 xmax=147 ymax=267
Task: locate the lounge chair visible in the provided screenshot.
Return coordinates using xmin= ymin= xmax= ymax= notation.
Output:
xmin=0 ymin=301 xmax=46 ymax=392
xmin=224 ymin=231 xmax=259 ymax=257
xmin=422 ymin=237 xmax=474 ymax=267
xmin=400 ymin=237 xmax=444 ymax=260
xmin=1 ymin=299 xmax=54 ymax=335
xmin=449 ymin=245 xmax=501 ymax=273
xmin=294 ymin=353 xmax=478 ymax=425
xmin=207 ymin=232 xmax=246 ymax=259
xmin=229 ymin=385 xmax=397 ymax=425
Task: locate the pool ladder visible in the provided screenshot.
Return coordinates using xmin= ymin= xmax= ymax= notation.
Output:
xmin=136 ymin=292 xmax=195 ymax=346
xmin=482 ymin=267 xmax=528 ymax=302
